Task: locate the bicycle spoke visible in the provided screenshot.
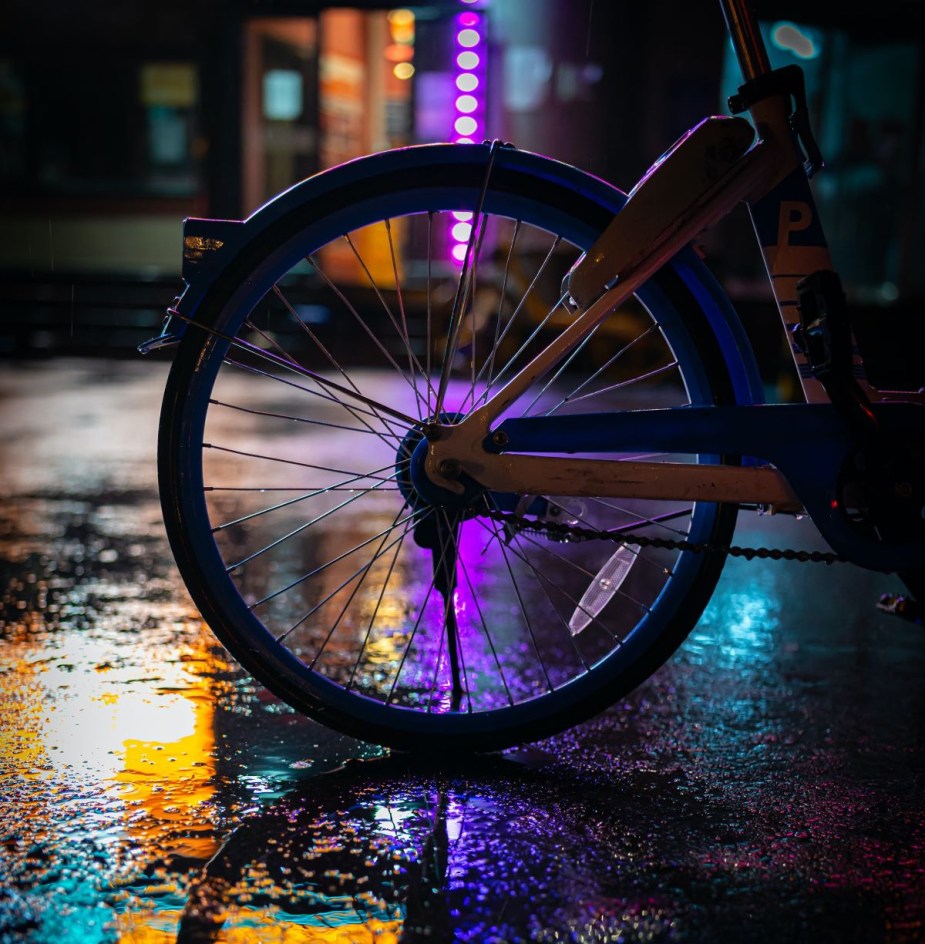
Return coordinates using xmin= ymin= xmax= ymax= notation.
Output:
xmin=425 ymin=212 xmax=435 ymax=414
xmin=475 ymin=515 xmax=644 ymax=642
xmin=433 ymin=197 xmax=485 ymax=419
xmin=205 ymin=442 xmax=400 ymax=486
xmin=480 ymin=218 xmax=521 ymax=392
xmin=549 ymin=499 xmax=672 ymax=580
xmin=385 ymin=524 xmax=447 ymax=707
xmin=477 ymin=515 xmax=556 ymax=694
xmin=511 ymin=526 xmax=651 ymax=618
xmin=345 ymin=523 xmax=410 ymax=692
xmin=454 ymin=541 xmax=515 ymax=708
xmin=168 ymin=305 xmax=421 ymax=426
xmin=543 ymin=322 xmax=665 ymax=414
xmin=226 ymin=344 xmax=406 ymax=444
xmin=205 ymin=485 xmax=399 ymax=493
xmin=341 ymin=229 xmax=432 ymax=414
xmin=209 ymin=396 xmax=391 ymax=437
xmin=226 ymin=474 xmax=402 ymax=573
xmin=431 ymin=508 xmax=466 ymax=711
xmin=467 ymin=242 xmax=567 ymax=410
xmin=561 ymin=360 xmax=681 ymax=407
xmin=476 ymin=518 xmax=595 ymax=673
xmin=385 ymin=221 xmax=439 ymax=411
xmin=273 ymin=506 xmax=421 ymax=638
xmin=519 ymin=329 xmax=600 ymax=418
xmin=584 ymin=499 xmax=693 ymax=539
xmin=307 ymin=506 xmax=421 ymax=673
xmin=284 ymin=523 xmax=414 ymax=655
xmin=309 ymin=250 xmax=430 ymax=413
xmin=211 ymin=464 xmax=401 ymax=532
xmin=264 ymin=284 xmax=411 ymax=441
xmin=472 ymin=230 xmax=557 ymax=392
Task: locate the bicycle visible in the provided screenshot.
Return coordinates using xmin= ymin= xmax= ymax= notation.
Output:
xmin=142 ymin=0 xmax=925 ymax=753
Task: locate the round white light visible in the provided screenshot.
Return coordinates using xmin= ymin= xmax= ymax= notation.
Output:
xmin=454 ymin=116 xmax=477 ymax=136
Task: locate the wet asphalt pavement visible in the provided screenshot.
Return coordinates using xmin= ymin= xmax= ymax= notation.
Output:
xmin=1 ymin=357 xmax=923 ymax=943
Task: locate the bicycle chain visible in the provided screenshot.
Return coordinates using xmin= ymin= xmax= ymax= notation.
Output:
xmin=484 ymin=507 xmax=848 ymax=565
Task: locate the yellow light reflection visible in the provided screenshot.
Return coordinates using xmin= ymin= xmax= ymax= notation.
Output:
xmin=1 ymin=610 xmax=230 ymax=938
xmin=116 ymin=909 xmax=402 ymax=943
xmin=218 ymin=912 xmax=402 ymax=943
xmin=1 ymin=660 xmax=46 ymax=762
xmin=35 ymin=631 xmax=220 ymax=819
xmin=112 ymin=670 xmax=219 ymax=860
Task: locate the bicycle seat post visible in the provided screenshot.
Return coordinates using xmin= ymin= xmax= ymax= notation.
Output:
xmin=718 ymin=0 xmax=771 ymax=82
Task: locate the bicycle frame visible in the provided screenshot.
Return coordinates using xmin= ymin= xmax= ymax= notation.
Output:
xmin=143 ymin=0 xmax=925 ymax=575
xmin=422 ymin=0 xmax=925 ymax=573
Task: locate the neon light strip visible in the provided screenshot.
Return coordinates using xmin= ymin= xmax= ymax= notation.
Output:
xmin=451 ymin=6 xmax=486 ymax=262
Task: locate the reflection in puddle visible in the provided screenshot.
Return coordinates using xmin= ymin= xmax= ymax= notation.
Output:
xmin=0 ymin=443 xmax=379 ymax=942
xmin=172 ymin=755 xmax=691 ymax=944
xmin=685 ymin=567 xmax=782 ymax=669
xmin=0 ymin=475 xmax=220 ymax=942
xmin=2 ymin=362 xmax=925 ymax=943
xmin=1 ymin=574 xmax=224 ymax=941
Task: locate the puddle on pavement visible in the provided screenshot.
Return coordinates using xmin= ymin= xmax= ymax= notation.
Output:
xmin=0 ymin=362 xmax=379 ymax=941
xmin=165 ymin=753 xmax=701 ymax=944
xmin=3 ymin=486 xmax=923 ymax=943
xmin=1 ymin=360 xmax=924 ymax=943
xmin=0 ymin=483 xmax=381 ymax=942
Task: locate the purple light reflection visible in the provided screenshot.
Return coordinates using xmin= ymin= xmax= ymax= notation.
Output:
xmin=402 ymin=504 xmax=568 ymax=714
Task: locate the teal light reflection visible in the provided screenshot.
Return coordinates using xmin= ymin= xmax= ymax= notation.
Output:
xmin=686 ymin=580 xmax=781 ymax=666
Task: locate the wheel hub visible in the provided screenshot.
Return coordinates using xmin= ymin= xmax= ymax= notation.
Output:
xmin=395 ymin=415 xmax=483 ymax=512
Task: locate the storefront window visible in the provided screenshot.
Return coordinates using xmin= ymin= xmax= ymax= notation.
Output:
xmin=0 ymin=56 xmax=200 ymax=200
xmin=140 ymin=63 xmax=199 ymax=192
xmin=243 ymin=18 xmax=319 ymax=215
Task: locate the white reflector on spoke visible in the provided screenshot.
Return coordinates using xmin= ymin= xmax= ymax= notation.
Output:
xmin=569 ymin=543 xmax=638 ymax=635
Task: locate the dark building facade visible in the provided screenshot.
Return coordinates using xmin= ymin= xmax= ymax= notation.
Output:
xmin=1 ymin=0 xmax=922 ymax=355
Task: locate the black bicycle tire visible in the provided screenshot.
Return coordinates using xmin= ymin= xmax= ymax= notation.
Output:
xmin=158 ymin=144 xmax=743 ymax=752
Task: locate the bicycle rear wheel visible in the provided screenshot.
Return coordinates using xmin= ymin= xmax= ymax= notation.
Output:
xmin=159 ymin=144 xmax=742 ymax=751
